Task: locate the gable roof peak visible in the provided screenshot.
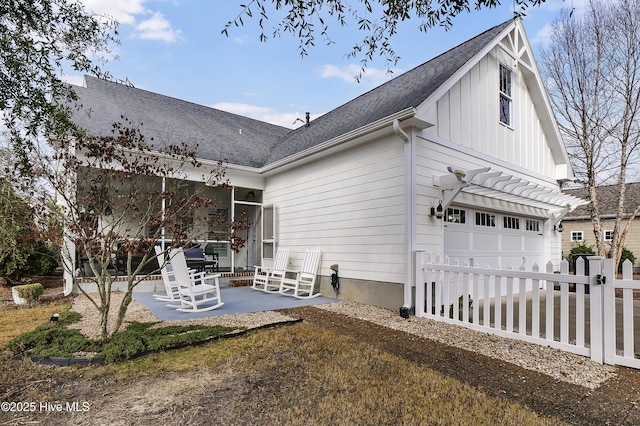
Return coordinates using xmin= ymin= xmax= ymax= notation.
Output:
xmin=266 ymin=19 xmax=515 ymax=164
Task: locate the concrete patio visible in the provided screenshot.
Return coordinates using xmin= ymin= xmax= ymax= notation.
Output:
xmin=133 ymin=286 xmax=337 ymax=321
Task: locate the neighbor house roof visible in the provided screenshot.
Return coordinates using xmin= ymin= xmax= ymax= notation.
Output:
xmin=68 ymin=19 xmax=514 ymax=169
xmin=563 ymin=183 xmax=640 ymax=219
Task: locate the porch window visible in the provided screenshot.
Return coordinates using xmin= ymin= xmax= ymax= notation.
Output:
xmin=604 ymin=230 xmax=613 ymax=241
xmin=499 ymin=63 xmax=512 ymax=126
xmin=571 ymin=231 xmax=584 ymax=242
xmin=444 ymin=208 xmax=466 ymax=224
xmin=475 ymin=212 xmax=495 ymax=227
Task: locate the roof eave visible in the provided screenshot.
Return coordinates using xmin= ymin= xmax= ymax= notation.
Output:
xmin=259 ymin=108 xmax=421 ymax=175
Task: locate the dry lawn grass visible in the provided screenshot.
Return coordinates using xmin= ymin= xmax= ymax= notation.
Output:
xmin=0 ymin=303 xmax=69 ymax=347
xmin=0 ymin=295 xmax=564 ymax=425
xmin=59 ymin=323 xmax=563 ymax=425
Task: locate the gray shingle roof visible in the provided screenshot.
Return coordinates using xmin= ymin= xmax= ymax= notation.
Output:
xmin=69 ymin=77 xmax=291 ymax=168
xmin=564 ymin=183 xmax=640 ymax=218
xmin=266 ymin=19 xmax=513 ymax=164
xmin=68 ymin=19 xmax=513 ymax=168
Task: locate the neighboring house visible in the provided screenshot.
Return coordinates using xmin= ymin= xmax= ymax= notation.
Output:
xmin=561 ymin=183 xmax=640 ymax=263
xmin=63 ymin=18 xmax=587 ymax=311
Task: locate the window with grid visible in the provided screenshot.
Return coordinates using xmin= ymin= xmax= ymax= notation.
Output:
xmin=604 ymin=230 xmax=613 ymax=241
xmin=503 ymin=216 xmax=520 ymax=230
xmin=499 ymin=63 xmax=512 ymax=126
xmin=444 ymin=208 xmax=466 ymax=224
xmin=571 ymin=231 xmax=584 ymax=241
xmin=525 ymin=219 xmax=540 ymax=232
xmin=476 ymin=212 xmax=496 ymax=227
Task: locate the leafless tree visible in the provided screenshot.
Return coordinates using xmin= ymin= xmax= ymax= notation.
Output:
xmin=540 ymin=0 xmax=640 ymax=265
xmin=36 ymin=118 xmax=246 ymax=337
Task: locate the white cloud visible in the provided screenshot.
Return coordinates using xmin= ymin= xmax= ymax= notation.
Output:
xmin=320 ymin=64 xmax=396 ymax=86
xmin=81 ymin=0 xmax=183 ymax=43
xmin=212 ymin=102 xmax=322 ymax=129
xmin=135 ymin=12 xmax=183 ymax=43
xmin=528 ymin=0 xmax=589 ymax=47
xmin=59 ymin=74 xmax=87 ymax=87
xmin=81 ymin=0 xmax=147 ymax=25
xmin=531 ymin=23 xmax=554 ymax=47
xmin=233 ymin=36 xmax=248 ymax=45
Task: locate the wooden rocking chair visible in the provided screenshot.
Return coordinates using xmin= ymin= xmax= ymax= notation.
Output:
xmin=279 ymin=248 xmax=322 ymax=299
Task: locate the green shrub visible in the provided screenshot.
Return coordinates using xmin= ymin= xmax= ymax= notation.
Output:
xmin=8 ymin=320 xmax=238 ymax=363
xmin=58 ymin=310 xmax=82 ymax=325
xmin=569 ymin=241 xmax=596 ymax=257
xmin=0 ymin=242 xmax=59 ymax=281
xmin=619 ymin=247 xmax=636 ymax=272
xmin=99 ymin=322 xmax=234 ymax=362
xmin=12 ymin=283 xmax=44 ymax=304
xmin=7 ymin=324 xmax=93 ymax=358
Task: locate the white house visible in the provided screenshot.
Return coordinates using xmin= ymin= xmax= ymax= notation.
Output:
xmin=64 ymin=18 xmax=587 ymax=311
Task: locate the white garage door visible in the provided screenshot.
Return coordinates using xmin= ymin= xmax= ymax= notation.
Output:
xmin=443 ymin=207 xmax=544 ymax=270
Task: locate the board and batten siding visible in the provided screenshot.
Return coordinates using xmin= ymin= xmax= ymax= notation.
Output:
xmin=414 ymin=130 xmax=563 ymax=263
xmin=432 ymin=46 xmax=555 ymax=178
xmin=264 ymin=135 xmax=406 ymax=284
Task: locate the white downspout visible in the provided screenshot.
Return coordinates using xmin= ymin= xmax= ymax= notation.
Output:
xmin=393 ymin=119 xmax=414 ymax=310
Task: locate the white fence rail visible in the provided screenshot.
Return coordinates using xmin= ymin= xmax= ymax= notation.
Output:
xmin=415 ymin=252 xmax=640 ymax=368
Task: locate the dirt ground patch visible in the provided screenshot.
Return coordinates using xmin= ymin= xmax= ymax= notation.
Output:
xmin=282 ymin=307 xmax=640 ymax=425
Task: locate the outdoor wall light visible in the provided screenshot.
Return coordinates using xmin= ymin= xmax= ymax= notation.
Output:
xmin=554 ymin=222 xmax=564 ymax=232
xmin=431 ymin=200 xmax=444 ymax=219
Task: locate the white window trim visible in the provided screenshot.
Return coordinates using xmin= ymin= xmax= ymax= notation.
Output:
xmin=499 ymin=62 xmax=513 ymax=128
xmin=571 ymin=231 xmax=584 ymax=242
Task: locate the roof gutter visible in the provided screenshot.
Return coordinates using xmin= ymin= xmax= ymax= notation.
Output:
xmin=259 ymin=108 xmax=418 ymax=175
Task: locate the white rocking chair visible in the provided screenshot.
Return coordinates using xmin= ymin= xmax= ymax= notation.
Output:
xmin=279 ymin=248 xmax=322 ymax=299
xmin=252 ymin=247 xmax=290 ymax=293
xmin=170 ymin=248 xmax=224 ymax=312
xmin=152 ymin=245 xmax=180 ymax=306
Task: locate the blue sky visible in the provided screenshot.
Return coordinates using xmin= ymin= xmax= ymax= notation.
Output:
xmin=75 ymin=0 xmax=585 ymax=129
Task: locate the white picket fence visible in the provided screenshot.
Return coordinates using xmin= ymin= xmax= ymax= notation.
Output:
xmin=415 ymin=252 xmax=640 ymax=368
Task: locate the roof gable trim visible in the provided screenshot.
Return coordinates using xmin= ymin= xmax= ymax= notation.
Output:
xmin=419 ymin=20 xmax=516 ymax=112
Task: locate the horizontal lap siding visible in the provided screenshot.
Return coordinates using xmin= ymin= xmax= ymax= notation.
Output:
xmin=265 ymin=136 xmax=406 ymax=283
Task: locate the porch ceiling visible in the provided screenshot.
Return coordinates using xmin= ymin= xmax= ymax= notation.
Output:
xmin=434 ymin=167 xmax=590 ymax=215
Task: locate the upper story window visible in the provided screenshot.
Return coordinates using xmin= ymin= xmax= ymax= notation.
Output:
xmin=571 ymin=231 xmax=584 ymax=242
xmin=499 ymin=63 xmax=513 ymax=126
xmin=604 ymin=230 xmax=613 ymax=241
